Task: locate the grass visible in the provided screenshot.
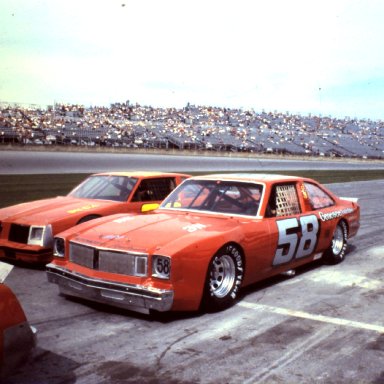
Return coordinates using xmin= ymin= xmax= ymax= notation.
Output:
xmin=0 ymin=170 xmax=383 ymax=208
xmin=0 ymin=174 xmax=90 ymax=208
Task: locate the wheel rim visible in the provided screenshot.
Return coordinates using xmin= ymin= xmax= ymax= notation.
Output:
xmin=332 ymin=225 xmax=344 ymax=255
xmin=209 ymin=254 xmax=236 ymax=298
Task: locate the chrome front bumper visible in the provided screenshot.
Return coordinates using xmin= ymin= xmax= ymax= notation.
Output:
xmin=46 ymin=263 xmax=174 ymax=314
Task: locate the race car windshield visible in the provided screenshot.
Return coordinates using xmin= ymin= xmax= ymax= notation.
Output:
xmin=68 ymin=175 xmax=138 ymax=202
xmin=161 ymin=179 xmax=264 ymax=216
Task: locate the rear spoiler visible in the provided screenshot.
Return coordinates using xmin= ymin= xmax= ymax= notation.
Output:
xmin=340 ymin=197 xmax=359 ymax=203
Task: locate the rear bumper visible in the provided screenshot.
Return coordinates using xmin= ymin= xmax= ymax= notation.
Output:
xmin=46 ymin=263 xmax=174 ymax=314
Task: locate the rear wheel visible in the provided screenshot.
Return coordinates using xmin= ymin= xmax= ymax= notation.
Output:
xmin=323 ymin=221 xmax=348 ymax=264
xmin=202 ymin=244 xmax=244 ymax=312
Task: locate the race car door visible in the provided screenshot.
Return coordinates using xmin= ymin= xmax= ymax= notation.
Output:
xmin=265 ymin=182 xmax=322 ymax=272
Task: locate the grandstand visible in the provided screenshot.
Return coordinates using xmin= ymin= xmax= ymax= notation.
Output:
xmin=0 ymin=101 xmax=383 ymax=159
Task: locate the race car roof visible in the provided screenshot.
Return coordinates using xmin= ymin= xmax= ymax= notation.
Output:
xmin=191 ymin=173 xmax=303 ymax=183
xmin=91 ymin=171 xmax=190 ymax=178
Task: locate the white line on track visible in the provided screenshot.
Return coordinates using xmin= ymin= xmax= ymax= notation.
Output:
xmin=242 ymin=326 xmax=332 ymax=384
xmin=238 ymin=301 xmax=384 ymax=333
xmin=305 ymin=269 xmax=383 ymax=290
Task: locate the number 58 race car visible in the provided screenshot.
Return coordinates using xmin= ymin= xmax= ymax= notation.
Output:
xmin=47 ymin=174 xmax=360 ymax=314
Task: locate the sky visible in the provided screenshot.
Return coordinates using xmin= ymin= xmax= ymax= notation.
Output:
xmin=1 ymin=0 xmax=384 ymax=120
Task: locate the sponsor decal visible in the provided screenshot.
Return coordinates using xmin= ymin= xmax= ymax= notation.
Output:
xmin=100 ymin=234 xmax=125 ymax=240
xmin=182 ymin=223 xmax=207 ymax=233
xmin=319 ymin=208 xmax=354 ymax=222
xmin=67 ymin=204 xmax=100 ymax=214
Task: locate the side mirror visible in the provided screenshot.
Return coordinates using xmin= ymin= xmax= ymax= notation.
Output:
xmin=141 ymin=203 xmax=160 ymax=213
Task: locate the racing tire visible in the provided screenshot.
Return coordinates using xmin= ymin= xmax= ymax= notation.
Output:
xmin=202 ymin=244 xmax=244 ymax=312
xmin=77 ymin=215 xmax=101 ymax=225
xmin=323 ymin=221 xmax=348 ymax=264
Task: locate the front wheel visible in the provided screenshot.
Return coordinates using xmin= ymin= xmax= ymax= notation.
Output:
xmin=323 ymin=221 xmax=348 ymax=264
xmin=202 ymin=244 xmax=244 ymax=312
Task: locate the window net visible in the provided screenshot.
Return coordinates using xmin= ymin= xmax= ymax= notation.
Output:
xmin=275 ymin=185 xmax=301 ymax=217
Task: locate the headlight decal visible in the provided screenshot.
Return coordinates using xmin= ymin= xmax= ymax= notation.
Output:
xmin=53 ymin=237 xmax=66 ymax=258
xmin=29 ymin=227 xmax=44 ymax=243
xmin=152 ymin=255 xmax=171 ymax=279
xmin=27 ymin=225 xmax=53 ymax=247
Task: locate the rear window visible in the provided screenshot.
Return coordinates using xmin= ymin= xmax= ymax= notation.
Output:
xmin=304 ymin=182 xmax=335 ymax=209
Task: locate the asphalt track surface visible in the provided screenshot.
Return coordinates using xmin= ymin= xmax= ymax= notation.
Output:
xmin=2 ymin=153 xmax=384 ymax=384
xmin=1 ymin=150 xmax=384 ymax=174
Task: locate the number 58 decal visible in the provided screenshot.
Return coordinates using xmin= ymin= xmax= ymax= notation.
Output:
xmin=273 ymin=214 xmax=319 ymax=266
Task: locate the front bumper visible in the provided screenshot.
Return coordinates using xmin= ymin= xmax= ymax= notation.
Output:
xmin=0 ymin=244 xmax=52 ymax=264
xmin=46 ymin=263 xmax=174 ymax=314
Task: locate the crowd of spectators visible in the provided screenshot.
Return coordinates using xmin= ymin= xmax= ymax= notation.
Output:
xmin=1 ymin=101 xmax=383 ymax=159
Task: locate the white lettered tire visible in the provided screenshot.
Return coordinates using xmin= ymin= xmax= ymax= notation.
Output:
xmin=203 ymin=244 xmax=244 ymax=311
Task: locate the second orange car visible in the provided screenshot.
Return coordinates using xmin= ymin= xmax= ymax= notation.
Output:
xmin=0 ymin=172 xmax=189 ymax=264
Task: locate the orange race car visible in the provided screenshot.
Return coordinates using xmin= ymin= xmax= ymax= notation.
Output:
xmin=0 ymin=172 xmax=189 ymax=264
xmin=46 ymin=174 xmax=360 ymax=314
xmin=0 ymin=262 xmax=36 ymax=378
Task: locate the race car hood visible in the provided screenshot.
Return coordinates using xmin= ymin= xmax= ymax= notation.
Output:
xmin=0 ymin=196 xmax=113 ymax=225
xmin=69 ymin=211 xmax=244 ymax=254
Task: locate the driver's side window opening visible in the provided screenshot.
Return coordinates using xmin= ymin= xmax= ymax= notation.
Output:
xmin=266 ymin=184 xmax=301 ymax=217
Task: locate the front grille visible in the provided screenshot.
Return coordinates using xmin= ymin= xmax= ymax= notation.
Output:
xmin=9 ymin=224 xmax=30 ymax=244
xmin=99 ymin=250 xmax=147 ymax=276
xmin=69 ymin=242 xmax=94 ymax=268
xmin=69 ymin=241 xmax=148 ymax=277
